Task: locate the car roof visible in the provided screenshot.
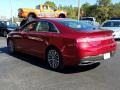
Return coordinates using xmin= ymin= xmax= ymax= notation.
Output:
xmin=36 ymin=18 xmax=74 ymax=22
xmin=105 ymin=20 xmax=120 ymax=22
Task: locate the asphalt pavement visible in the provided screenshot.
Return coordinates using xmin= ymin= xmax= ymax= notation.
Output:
xmin=0 ymin=37 xmax=120 ymax=90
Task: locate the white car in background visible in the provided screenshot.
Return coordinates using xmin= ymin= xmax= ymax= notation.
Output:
xmin=100 ymin=20 xmax=120 ymax=39
xmin=80 ymin=17 xmax=100 ymax=27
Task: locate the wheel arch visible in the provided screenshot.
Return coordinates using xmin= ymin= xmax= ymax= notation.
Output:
xmin=59 ymin=13 xmax=66 ymax=18
xmin=45 ymin=45 xmax=62 ymax=56
xmin=28 ymin=12 xmax=37 ymax=18
xmin=7 ymin=37 xmax=14 ymax=46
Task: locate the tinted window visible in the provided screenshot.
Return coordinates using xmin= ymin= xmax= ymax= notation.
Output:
xmin=110 ymin=17 xmax=120 ymax=20
xmin=36 ymin=21 xmax=58 ymax=32
xmin=0 ymin=21 xmax=7 ymax=27
xmin=49 ymin=6 xmax=56 ymax=11
xmin=103 ymin=21 xmax=120 ymax=27
xmin=112 ymin=21 xmax=120 ymax=27
xmin=42 ymin=5 xmax=48 ymax=10
xmin=48 ymin=22 xmax=58 ymax=32
xmin=36 ymin=22 xmax=49 ymax=32
xmin=23 ymin=22 xmax=37 ymax=32
xmin=102 ymin=22 xmax=111 ymax=27
xmin=60 ymin=20 xmax=97 ymax=31
xmin=0 ymin=21 xmax=17 ymax=28
xmin=36 ymin=5 xmax=40 ymax=9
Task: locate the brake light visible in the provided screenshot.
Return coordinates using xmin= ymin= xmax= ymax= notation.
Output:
xmin=76 ymin=36 xmax=113 ymax=43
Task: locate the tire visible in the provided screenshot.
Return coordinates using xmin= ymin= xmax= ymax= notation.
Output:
xmin=59 ymin=14 xmax=65 ymax=18
xmin=7 ymin=40 xmax=16 ymax=54
xmin=46 ymin=48 xmax=64 ymax=71
xmin=3 ymin=31 xmax=7 ymax=37
xmin=28 ymin=14 xmax=36 ymax=22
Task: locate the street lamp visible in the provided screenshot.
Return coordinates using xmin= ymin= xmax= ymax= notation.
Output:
xmin=10 ymin=0 xmax=13 ymax=22
xmin=78 ymin=0 xmax=80 ymax=20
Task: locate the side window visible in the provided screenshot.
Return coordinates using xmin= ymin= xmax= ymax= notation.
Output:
xmin=42 ymin=5 xmax=48 ymax=10
xmin=23 ymin=22 xmax=37 ymax=32
xmin=49 ymin=6 xmax=56 ymax=11
xmin=0 ymin=22 xmax=6 ymax=27
xmin=102 ymin=22 xmax=111 ymax=27
xmin=36 ymin=21 xmax=49 ymax=32
xmin=112 ymin=21 xmax=120 ymax=27
xmin=48 ymin=22 xmax=58 ymax=32
xmin=36 ymin=5 xmax=40 ymax=9
xmin=36 ymin=21 xmax=58 ymax=32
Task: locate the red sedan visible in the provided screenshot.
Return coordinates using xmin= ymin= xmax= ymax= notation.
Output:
xmin=7 ymin=18 xmax=116 ymax=70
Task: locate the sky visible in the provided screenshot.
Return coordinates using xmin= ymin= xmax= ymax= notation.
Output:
xmin=0 ymin=0 xmax=120 ymax=18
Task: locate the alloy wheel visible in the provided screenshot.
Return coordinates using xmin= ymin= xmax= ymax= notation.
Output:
xmin=47 ymin=49 xmax=61 ymax=69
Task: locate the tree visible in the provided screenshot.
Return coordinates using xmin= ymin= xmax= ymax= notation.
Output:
xmin=81 ymin=0 xmax=113 ymax=22
xmin=44 ymin=1 xmax=56 ymax=7
xmin=109 ymin=2 xmax=120 ymax=18
xmin=58 ymin=5 xmax=78 ymax=19
xmin=81 ymin=3 xmax=97 ymax=17
xmin=97 ymin=0 xmax=111 ymax=6
xmin=96 ymin=0 xmax=112 ymax=22
xmin=81 ymin=3 xmax=91 ymax=16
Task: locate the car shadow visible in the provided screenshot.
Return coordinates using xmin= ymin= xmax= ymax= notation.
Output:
xmin=0 ymin=46 xmax=100 ymax=74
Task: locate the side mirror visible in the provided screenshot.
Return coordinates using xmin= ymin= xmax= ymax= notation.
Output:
xmin=15 ymin=27 xmax=20 ymax=31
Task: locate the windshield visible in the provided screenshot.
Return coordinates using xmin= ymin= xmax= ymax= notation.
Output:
xmin=0 ymin=21 xmax=7 ymax=25
xmin=36 ymin=5 xmax=40 ymax=9
xmin=103 ymin=21 xmax=120 ymax=27
xmin=60 ymin=20 xmax=97 ymax=31
xmin=49 ymin=6 xmax=56 ymax=11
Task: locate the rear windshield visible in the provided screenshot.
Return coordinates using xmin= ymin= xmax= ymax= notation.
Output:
xmin=60 ymin=20 xmax=97 ymax=31
xmin=81 ymin=18 xmax=94 ymax=21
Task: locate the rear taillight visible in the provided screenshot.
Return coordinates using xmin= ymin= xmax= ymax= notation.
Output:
xmin=76 ymin=36 xmax=114 ymax=48
xmin=76 ymin=38 xmax=90 ymax=49
xmin=76 ymin=36 xmax=113 ymax=43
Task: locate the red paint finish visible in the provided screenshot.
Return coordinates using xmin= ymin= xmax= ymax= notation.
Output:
xmin=7 ymin=18 xmax=117 ymax=66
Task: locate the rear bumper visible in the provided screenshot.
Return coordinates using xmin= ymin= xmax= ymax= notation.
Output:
xmin=62 ymin=42 xmax=116 ymax=66
xmin=79 ymin=51 xmax=115 ymax=65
